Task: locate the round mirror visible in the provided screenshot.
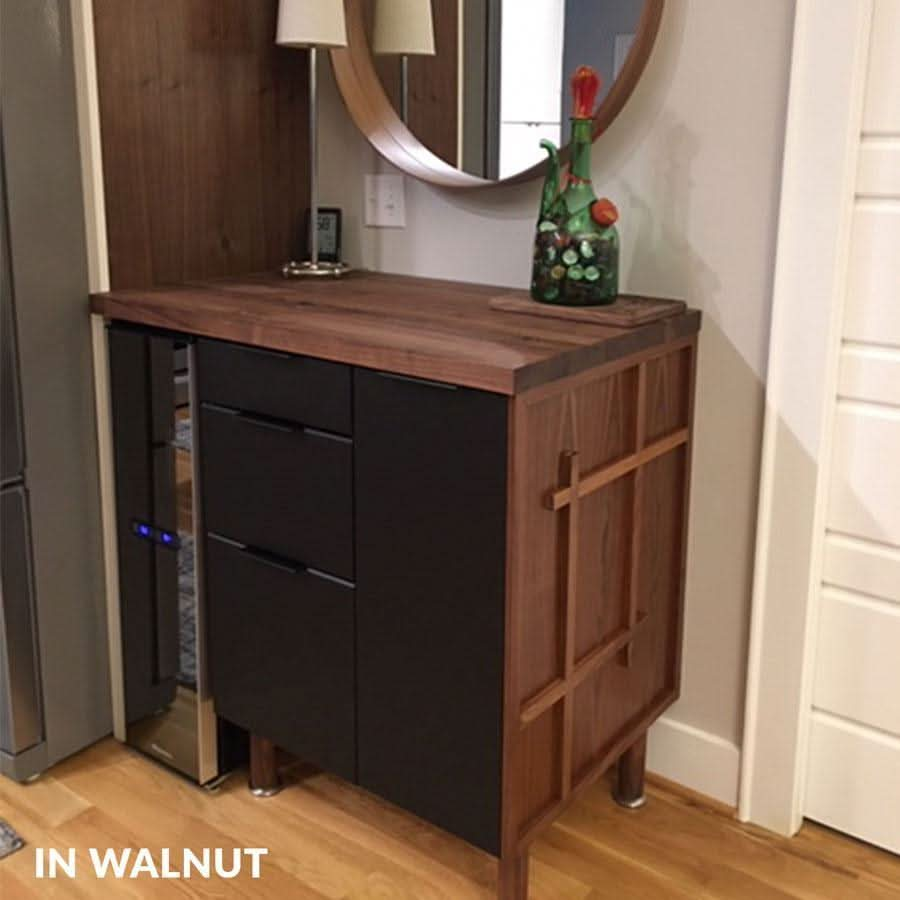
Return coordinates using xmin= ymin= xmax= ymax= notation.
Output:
xmin=331 ymin=0 xmax=664 ymax=188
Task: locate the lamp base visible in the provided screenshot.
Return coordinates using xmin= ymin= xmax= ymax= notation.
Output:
xmin=281 ymin=260 xmax=353 ymax=279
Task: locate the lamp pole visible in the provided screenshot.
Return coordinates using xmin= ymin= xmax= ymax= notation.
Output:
xmin=309 ymin=45 xmax=319 ymax=268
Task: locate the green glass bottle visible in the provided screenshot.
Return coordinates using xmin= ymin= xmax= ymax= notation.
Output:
xmin=531 ymin=66 xmax=620 ymax=306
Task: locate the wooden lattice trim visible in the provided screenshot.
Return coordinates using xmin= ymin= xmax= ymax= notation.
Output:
xmin=518 ymin=613 xmax=650 ymax=727
xmin=545 ymin=426 xmax=689 ymax=511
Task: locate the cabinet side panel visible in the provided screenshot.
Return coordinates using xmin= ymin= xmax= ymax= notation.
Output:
xmin=505 ymin=338 xmax=697 ymax=848
xmin=355 ymin=370 xmax=507 ymax=856
xmin=571 ymin=446 xmax=687 ymax=781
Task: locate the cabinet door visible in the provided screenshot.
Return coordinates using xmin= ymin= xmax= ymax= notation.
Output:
xmin=0 ymin=485 xmax=42 ymax=754
xmin=108 ymin=327 xmax=179 ymax=724
xmin=206 ymin=534 xmax=356 ymax=781
xmin=0 ymin=149 xmax=24 ymax=483
xmin=354 ymin=369 xmax=507 ymax=855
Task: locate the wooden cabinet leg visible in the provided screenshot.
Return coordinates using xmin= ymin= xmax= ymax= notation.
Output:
xmin=498 ymin=848 xmax=529 ymax=899
xmin=249 ymin=735 xmax=281 ymax=797
xmin=614 ymin=732 xmax=647 ymax=809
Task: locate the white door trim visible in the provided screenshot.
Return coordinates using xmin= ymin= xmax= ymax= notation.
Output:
xmin=70 ymin=0 xmax=126 ymax=740
xmin=738 ymin=0 xmax=874 ymax=835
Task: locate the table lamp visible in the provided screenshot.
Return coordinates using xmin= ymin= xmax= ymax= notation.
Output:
xmin=373 ymin=0 xmax=435 ymax=123
xmin=277 ymin=0 xmax=350 ymax=277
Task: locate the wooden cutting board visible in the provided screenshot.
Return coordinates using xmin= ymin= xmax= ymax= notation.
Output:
xmin=489 ymin=293 xmax=687 ymax=328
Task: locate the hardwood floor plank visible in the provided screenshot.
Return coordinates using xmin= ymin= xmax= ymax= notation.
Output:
xmin=0 ymin=768 xmax=91 ymax=830
xmin=569 ymin=779 xmax=898 ymax=900
xmin=1 ymin=740 xmax=897 ymax=899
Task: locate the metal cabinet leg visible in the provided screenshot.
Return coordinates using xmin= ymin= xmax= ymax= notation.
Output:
xmin=249 ymin=735 xmax=281 ymax=797
xmin=614 ymin=732 xmax=647 ymax=809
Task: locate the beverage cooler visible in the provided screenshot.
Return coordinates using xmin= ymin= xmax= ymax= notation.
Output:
xmin=106 ymin=326 xmax=242 ymax=784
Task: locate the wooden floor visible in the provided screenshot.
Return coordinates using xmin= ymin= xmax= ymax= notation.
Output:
xmin=1 ymin=739 xmax=898 ymax=898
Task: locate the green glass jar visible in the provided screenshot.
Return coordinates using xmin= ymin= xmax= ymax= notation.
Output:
xmin=531 ymin=69 xmax=620 ymax=306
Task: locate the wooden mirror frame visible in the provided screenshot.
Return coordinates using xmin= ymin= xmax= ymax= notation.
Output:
xmin=330 ymin=0 xmax=665 ymax=189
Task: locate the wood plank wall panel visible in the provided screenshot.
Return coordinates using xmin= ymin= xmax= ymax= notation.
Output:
xmin=93 ymin=0 xmax=310 ymax=289
xmin=362 ymin=0 xmax=459 ymax=168
xmin=407 ymin=0 xmax=459 ymax=168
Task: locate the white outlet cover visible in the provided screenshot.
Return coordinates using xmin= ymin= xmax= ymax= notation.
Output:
xmin=364 ymin=174 xmax=406 ymax=228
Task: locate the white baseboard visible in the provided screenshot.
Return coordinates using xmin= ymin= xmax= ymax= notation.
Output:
xmin=647 ymin=716 xmax=741 ymax=807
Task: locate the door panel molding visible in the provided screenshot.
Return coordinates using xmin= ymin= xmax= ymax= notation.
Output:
xmin=739 ymin=0 xmax=875 ymax=836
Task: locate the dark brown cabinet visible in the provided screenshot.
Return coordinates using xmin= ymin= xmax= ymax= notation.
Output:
xmin=96 ymin=272 xmax=700 ymax=900
xmin=195 ymin=345 xmax=509 ymax=852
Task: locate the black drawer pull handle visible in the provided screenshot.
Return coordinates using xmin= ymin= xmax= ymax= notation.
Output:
xmin=202 ymin=402 xmax=350 ymax=442
xmin=375 ymin=371 xmax=458 ymax=391
xmin=242 ymin=547 xmax=300 ymax=575
xmin=236 ymin=411 xmax=295 ymax=434
xmin=307 ymin=567 xmax=355 ymax=589
xmin=303 ymin=426 xmax=352 ymax=445
xmin=208 ymin=533 xmax=355 ymax=587
xmin=207 ymin=533 xmax=301 ymax=573
xmin=241 ymin=544 xmax=302 ymax=575
xmin=202 ymin=402 xmax=294 ymax=433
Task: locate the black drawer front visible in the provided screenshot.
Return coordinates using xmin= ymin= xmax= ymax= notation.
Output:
xmin=206 ymin=533 xmax=355 ymax=781
xmin=200 ymin=404 xmax=353 ymax=579
xmin=197 ymin=339 xmax=351 ymax=435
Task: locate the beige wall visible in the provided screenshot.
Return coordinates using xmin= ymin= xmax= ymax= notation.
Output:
xmin=319 ymin=0 xmax=796 ymax=802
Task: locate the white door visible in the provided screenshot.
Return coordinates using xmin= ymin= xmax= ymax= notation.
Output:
xmin=803 ymin=0 xmax=900 ymax=855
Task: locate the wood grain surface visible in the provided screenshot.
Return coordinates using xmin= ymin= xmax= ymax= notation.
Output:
xmin=93 ymin=0 xmax=310 ymax=289
xmin=2 ymin=739 xmax=898 ymax=899
xmin=489 ymin=294 xmax=687 ymax=328
xmin=90 ymin=272 xmax=700 ymax=394
xmin=501 ymin=338 xmax=696 ymax=886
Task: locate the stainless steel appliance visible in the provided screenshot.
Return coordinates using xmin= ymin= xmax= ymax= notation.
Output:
xmin=0 ymin=136 xmax=44 ymax=780
xmin=1 ymin=0 xmax=111 ymax=781
xmin=106 ymin=328 xmax=234 ymax=784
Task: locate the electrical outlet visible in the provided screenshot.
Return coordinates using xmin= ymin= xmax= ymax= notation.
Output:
xmin=364 ymin=174 xmax=406 ymax=228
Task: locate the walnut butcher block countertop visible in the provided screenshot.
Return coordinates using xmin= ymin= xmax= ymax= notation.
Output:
xmin=90 ymin=272 xmax=700 ymax=395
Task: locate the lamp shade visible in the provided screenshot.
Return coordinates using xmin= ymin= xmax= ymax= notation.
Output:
xmin=276 ymin=0 xmax=347 ymax=49
xmin=372 ymin=0 xmax=435 ymax=56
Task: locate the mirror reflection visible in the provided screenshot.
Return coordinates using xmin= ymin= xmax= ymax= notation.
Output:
xmin=365 ymin=0 xmax=648 ymax=180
